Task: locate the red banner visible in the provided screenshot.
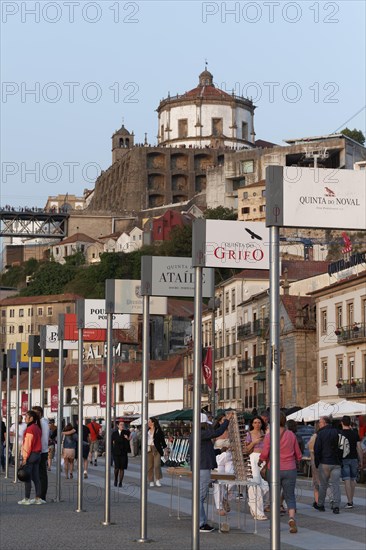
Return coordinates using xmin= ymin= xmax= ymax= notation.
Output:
xmin=64 ymin=313 xmax=106 ymax=342
xmin=99 ymin=371 xmax=107 ymax=408
xmin=50 ymin=385 xmax=58 ymax=412
xmin=202 ymin=347 xmax=213 ymax=389
xmin=2 ymin=399 xmax=6 ymax=417
xmin=21 ymin=393 xmax=28 ymax=414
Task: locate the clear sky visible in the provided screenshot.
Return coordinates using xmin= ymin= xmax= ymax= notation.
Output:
xmin=1 ymin=0 xmax=365 ymax=207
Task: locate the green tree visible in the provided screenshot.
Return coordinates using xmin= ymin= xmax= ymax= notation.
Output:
xmin=20 ymin=261 xmax=77 ymax=296
xmin=341 ymin=127 xmax=365 ymax=145
xmin=204 ymin=206 xmax=237 ymax=220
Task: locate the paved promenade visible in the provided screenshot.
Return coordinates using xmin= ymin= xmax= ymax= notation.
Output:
xmin=1 ymin=456 xmax=365 ymax=550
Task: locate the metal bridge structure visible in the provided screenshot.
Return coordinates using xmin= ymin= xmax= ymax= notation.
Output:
xmin=0 ymin=209 xmax=69 ymax=239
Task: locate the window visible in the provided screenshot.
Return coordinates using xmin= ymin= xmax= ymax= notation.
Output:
xmin=231 ymin=289 xmax=236 ymax=312
xmin=261 ymin=190 xmax=266 ymax=197
xmin=47 ymin=307 xmax=53 ymax=316
xmin=161 ymin=124 xmax=164 ymax=139
xmin=28 ymin=308 xmax=33 ymax=316
xmin=65 ymin=388 xmax=72 ymax=404
xmin=320 ymin=309 xmax=327 ymax=334
xmin=233 ymin=178 xmax=246 ymax=190
xmin=9 ymin=309 xmax=15 ymax=318
xmin=118 ymin=385 xmax=124 ymax=402
xmin=243 ymin=192 xmax=248 ymax=199
xmin=148 ymin=382 xmax=155 ymax=400
xmin=1 ymin=309 xmax=5 ymax=317
xmin=212 ymin=118 xmax=223 ymax=136
xmin=347 ymin=302 xmax=354 ymax=326
xmin=240 ymin=160 xmax=254 ymax=174
xmin=349 ymin=357 xmax=355 ymax=380
xmin=37 ymin=308 xmax=43 ymax=316
xmin=44 ymin=390 xmax=48 ymax=405
xmin=178 ymin=118 xmax=188 ymax=138
xmin=241 ymin=207 xmax=250 ymax=214
xmin=9 ymin=325 xmax=15 ymax=334
xmin=321 ymin=359 xmax=328 ymax=383
xmin=92 ymin=386 xmax=97 ymax=404
xmin=242 ymin=122 xmax=248 ymax=140
xmin=336 ymin=304 xmax=342 ymax=329
xmin=225 ymin=291 xmax=230 ymax=313
xmin=19 ymin=325 xmax=24 ymax=334
xmin=336 ymin=356 xmax=343 ymax=380
xmin=19 ymin=309 xmax=24 ymax=317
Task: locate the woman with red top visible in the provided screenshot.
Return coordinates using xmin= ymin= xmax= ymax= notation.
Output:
xmin=18 ymin=410 xmax=44 ymax=505
xmin=245 ymin=416 xmax=269 ymax=520
xmin=259 ymin=412 xmax=302 ymax=534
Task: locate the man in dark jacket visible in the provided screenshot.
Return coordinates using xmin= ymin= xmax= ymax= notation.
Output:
xmin=314 ymin=415 xmax=341 ymax=514
xmin=189 ymin=411 xmax=233 ymax=532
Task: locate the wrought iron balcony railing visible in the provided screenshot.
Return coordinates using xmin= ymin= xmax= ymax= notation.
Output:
xmin=336 ymin=323 xmax=366 ymax=344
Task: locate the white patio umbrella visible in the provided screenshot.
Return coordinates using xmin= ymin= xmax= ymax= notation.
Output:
xmin=287 ymin=399 xmax=366 ymax=422
xmin=130 ymin=417 xmax=141 ymax=426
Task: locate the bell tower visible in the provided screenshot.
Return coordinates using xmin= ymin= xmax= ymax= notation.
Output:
xmin=112 ymin=123 xmax=134 ymax=163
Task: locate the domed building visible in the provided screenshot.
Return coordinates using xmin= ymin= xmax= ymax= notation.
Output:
xmin=157 ymin=68 xmax=256 ymax=149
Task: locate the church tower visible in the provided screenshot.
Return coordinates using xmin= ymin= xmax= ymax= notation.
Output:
xmin=112 ymin=124 xmax=134 ymax=163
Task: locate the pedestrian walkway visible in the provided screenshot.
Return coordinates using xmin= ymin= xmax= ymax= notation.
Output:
xmin=1 ymin=457 xmax=365 ymax=550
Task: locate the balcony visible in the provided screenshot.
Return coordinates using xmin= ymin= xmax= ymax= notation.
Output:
xmin=237 ymin=323 xmax=251 ymax=339
xmin=253 ymin=354 xmax=266 ymax=371
xmin=337 ymin=378 xmax=366 ymax=397
xmin=336 ymin=323 xmax=366 ymax=345
xmin=218 ymin=386 xmax=241 ymax=401
xmin=215 ymin=343 xmax=240 ymax=360
xmin=238 ymin=358 xmax=252 ymax=373
xmin=237 ymin=318 xmax=269 ymax=340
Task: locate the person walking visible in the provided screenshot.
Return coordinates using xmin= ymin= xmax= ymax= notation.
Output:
xmin=308 ymin=421 xmax=320 ymax=506
xmin=87 ymin=417 xmax=101 ymax=466
xmin=259 ymin=411 xmax=302 ymax=534
xmin=147 ymin=417 xmax=167 ymax=487
xmin=111 ymin=421 xmax=130 ymax=487
xmin=314 ymin=415 xmax=342 ymax=514
xmin=47 ymin=419 xmax=57 ymax=471
xmin=130 ymin=427 xmax=138 ymax=457
xmin=340 ymin=415 xmax=362 ymax=509
xmin=18 ymin=410 xmax=44 ymax=505
xmin=32 ymin=407 xmax=49 ymax=502
xmin=245 ymin=416 xmax=269 ymax=520
xmin=189 ymin=411 xmax=233 ymax=533
xmin=62 ymin=423 xmax=77 ymax=479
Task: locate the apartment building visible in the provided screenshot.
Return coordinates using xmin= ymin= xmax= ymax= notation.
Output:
xmin=309 ymin=270 xmax=366 ymax=403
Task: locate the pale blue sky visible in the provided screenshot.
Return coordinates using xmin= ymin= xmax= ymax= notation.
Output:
xmin=1 ymin=0 xmax=365 ymax=206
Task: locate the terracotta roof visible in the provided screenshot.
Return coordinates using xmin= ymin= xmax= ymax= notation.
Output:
xmin=98 ymin=232 xmax=122 ymax=241
xmin=281 ymin=295 xmax=314 ymax=326
xmin=57 ymin=233 xmax=99 ymax=245
xmin=182 ymin=85 xmax=231 ymax=99
xmin=255 ymin=139 xmax=277 ymax=148
xmin=243 ymin=180 xmax=265 ymax=189
xmin=167 ymin=298 xmax=195 ymax=317
xmin=0 ymin=293 xmax=80 ymax=306
xmin=282 ymin=260 xmax=329 ymax=280
xmin=10 ymin=356 xmax=184 ymax=390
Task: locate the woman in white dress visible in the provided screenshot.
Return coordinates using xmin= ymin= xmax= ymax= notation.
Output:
xmin=245 ymin=416 xmax=269 ymax=520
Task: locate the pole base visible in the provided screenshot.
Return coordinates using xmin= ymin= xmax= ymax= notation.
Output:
xmin=134 ymin=539 xmax=154 ymax=543
xmin=75 ymin=508 xmax=85 ymax=513
xmin=101 ymin=521 xmax=116 ymax=526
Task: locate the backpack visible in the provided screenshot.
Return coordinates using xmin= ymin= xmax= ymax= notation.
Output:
xmin=338 ymin=433 xmax=350 ymax=459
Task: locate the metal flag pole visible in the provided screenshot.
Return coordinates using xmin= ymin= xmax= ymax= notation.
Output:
xmin=76 ymin=299 xmax=85 ymax=513
xmin=137 ymin=294 xmax=151 ymax=542
xmin=39 ymin=327 xmax=47 ymax=410
xmin=269 ymin=225 xmax=280 ymax=550
xmin=102 ymin=310 xmax=113 ymax=525
xmin=27 ymin=354 xmax=32 ymax=410
xmin=5 ymin=358 xmax=11 ymax=478
xmin=14 ymin=343 xmax=21 ymax=484
xmin=55 ymin=314 xmax=65 ymax=502
xmin=192 ymin=266 xmax=203 ymax=550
